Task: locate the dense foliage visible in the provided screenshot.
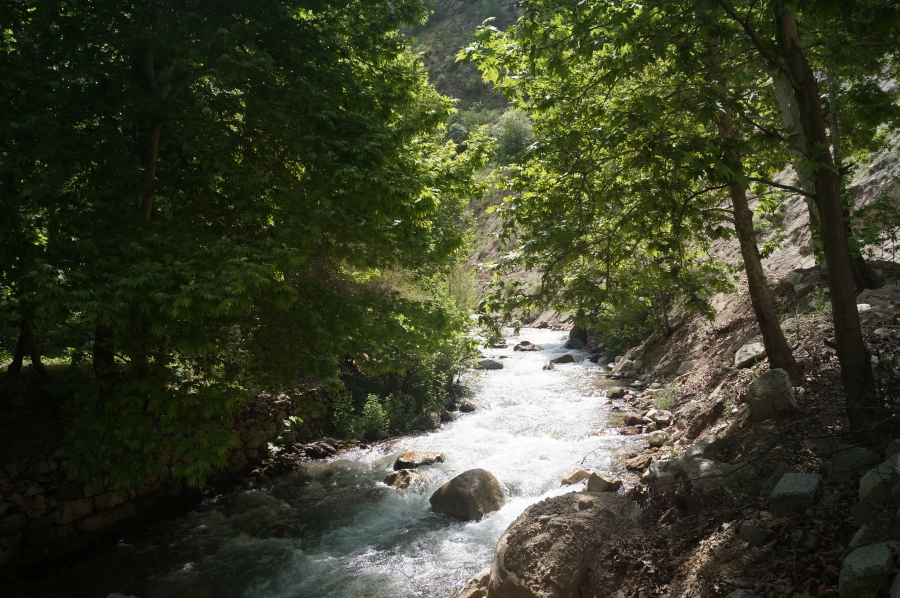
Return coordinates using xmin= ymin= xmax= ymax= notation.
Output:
xmin=0 ymin=0 xmax=489 ymax=487
xmin=465 ymin=0 xmax=900 ymax=423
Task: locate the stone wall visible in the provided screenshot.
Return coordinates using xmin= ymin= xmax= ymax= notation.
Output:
xmin=0 ymin=386 xmax=331 ymax=576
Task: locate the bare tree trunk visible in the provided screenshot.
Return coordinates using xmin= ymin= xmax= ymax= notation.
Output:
xmin=716 ymin=102 xmax=799 ymax=378
xmin=775 ymin=5 xmax=878 ymax=430
xmin=6 ymin=302 xmax=48 ymax=380
xmin=826 ymin=69 xmax=876 ymax=291
xmin=772 ymin=71 xmax=821 ymax=246
xmin=93 ymin=324 xmax=116 ymax=386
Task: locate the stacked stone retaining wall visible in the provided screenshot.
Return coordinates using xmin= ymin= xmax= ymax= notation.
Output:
xmin=0 ymin=386 xmax=331 ymax=576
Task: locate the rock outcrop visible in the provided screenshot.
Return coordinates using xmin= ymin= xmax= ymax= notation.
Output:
xmin=430 ymin=469 xmax=505 ymax=521
xmin=487 ymin=492 xmax=644 ymax=598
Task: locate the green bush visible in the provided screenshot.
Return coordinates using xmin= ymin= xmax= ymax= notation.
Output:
xmin=491 ymin=109 xmax=534 ymax=164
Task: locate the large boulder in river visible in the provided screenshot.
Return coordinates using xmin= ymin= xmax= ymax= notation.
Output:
xmin=394 ymin=451 xmax=445 ymax=470
xmin=412 ymin=412 xmax=442 ymax=431
xmin=487 ymin=492 xmax=644 ymax=598
xmin=478 ymin=359 xmax=504 ymax=370
xmin=430 ymin=469 xmax=505 ymax=521
xmin=514 ymin=340 xmax=541 ymax=352
xmin=384 ymin=469 xmax=426 ymax=490
xmin=550 ymin=354 xmax=575 ymax=364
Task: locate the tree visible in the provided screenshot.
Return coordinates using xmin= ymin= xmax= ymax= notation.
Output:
xmin=1 ymin=0 xmax=489 ymax=486
xmin=466 ymin=1 xmax=799 ymax=375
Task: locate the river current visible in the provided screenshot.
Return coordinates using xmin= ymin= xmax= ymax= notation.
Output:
xmin=16 ymin=329 xmax=634 ymax=598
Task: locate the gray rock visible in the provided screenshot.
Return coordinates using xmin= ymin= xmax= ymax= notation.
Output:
xmin=645 ymin=409 xmax=673 ymax=427
xmin=685 ymin=435 xmax=721 ymax=461
xmin=412 ymin=412 xmax=441 ymax=431
xmin=849 ymin=525 xmax=868 ymax=549
xmin=739 ymin=521 xmax=770 ymax=547
xmin=430 ymin=469 xmax=505 ymax=521
xmin=606 ymin=386 xmax=626 ymax=399
xmin=859 ymin=456 xmax=900 ymax=505
xmin=795 ymin=283 xmax=816 ymax=298
xmin=633 ymin=360 xmax=644 ymax=371
xmin=676 ymin=360 xmax=695 ymax=375
xmin=886 ymin=439 xmax=900 ymax=461
xmin=883 ymin=284 xmax=900 ymax=292
xmin=735 ymin=342 xmax=767 ymax=368
xmin=587 ymin=472 xmax=621 ymax=493
xmin=459 ymin=401 xmax=476 ymax=413
xmin=477 ymin=359 xmax=504 ymax=370
xmin=384 ymin=469 xmax=426 ymax=490
xmin=760 ymin=463 xmax=798 ymax=496
xmin=786 ymin=270 xmax=803 ymax=286
xmin=550 ymin=354 xmax=575 ymax=365
xmin=647 ymin=430 xmax=668 ymax=447
xmin=564 ymin=338 xmax=585 ymax=350
xmin=858 ymin=289 xmax=874 ymax=302
xmin=839 ymin=541 xmax=897 ymax=598
xmin=823 ymin=447 xmax=880 ymax=483
xmin=770 ymin=473 xmax=821 ymax=515
xmin=746 ymin=369 xmax=798 ymax=422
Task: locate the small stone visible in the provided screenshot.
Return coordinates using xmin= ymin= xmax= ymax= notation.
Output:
xmin=384 ymin=469 xmax=425 ymax=490
xmin=459 ymin=401 xmax=476 ymax=413
xmin=786 ymin=270 xmax=803 ymax=286
xmin=849 ymin=525 xmax=868 ymax=549
xmin=623 ymin=414 xmax=643 ymax=426
xmin=587 ymin=472 xmax=621 ymax=493
xmin=647 ymin=430 xmax=668 ymax=448
xmin=770 ymin=473 xmax=821 ymax=515
xmin=576 ymin=498 xmax=594 ymax=511
xmin=795 ymin=283 xmax=816 ymax=298
xmin=606 ymin=387 xmax=626 ymax=399
xmin=750 ymin=546 xmax=770 ymax=561
xmin=839 ymin=541 xmax=897 ymax=598
xmin=739 ymin=521 xmax=770 ymax=547
xmin=560 ymin=470 xmax=591 ymax=485
xmin=735 ymin=342 xmax=767 ymax=368
xmin=676 ymin=360 xmax=695 ymax=375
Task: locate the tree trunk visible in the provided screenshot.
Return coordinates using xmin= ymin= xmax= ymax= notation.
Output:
xmin=772 ymin=71 xmax=821 ymax=247
xmin=827 ymin=69 xmax=877 ymax=291
xmin=726 ymin=180 xmax=800 ymax=378
xmin=713 ymin=68 xmax=799 ymax=379
xmin=775 ymin=5 xmax=878 ymax=430
xmin=6 ymin=302 xmax=48 ymax=380
xmin=93 ymin=324 xmax=116 ymax=383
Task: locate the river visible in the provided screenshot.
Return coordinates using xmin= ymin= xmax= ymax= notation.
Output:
xmin=14 ymin=328 xmax=635 ymax=598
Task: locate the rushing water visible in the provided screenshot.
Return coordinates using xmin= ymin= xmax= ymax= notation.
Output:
xmin=14 ymin=329 xmax=637 ymax=598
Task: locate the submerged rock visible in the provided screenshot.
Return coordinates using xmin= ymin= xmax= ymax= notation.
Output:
xmin=514 ymin=340 xmax=541 ymax=351
xmin=550 ymin=354 xmax=575 ymax=364
xmin=487 ymin=492 xmax=644 ymax=598
xmin=430 ymin=469 xmax=505 ymax=521
xmin=394 ymin=451 xmax=445 ymax=470
xmin=384 ymin=469 xmax=426 ymax=490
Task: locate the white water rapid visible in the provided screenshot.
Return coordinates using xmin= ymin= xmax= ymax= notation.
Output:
xmin=16 ymin=329 xmax=637 ymax=598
